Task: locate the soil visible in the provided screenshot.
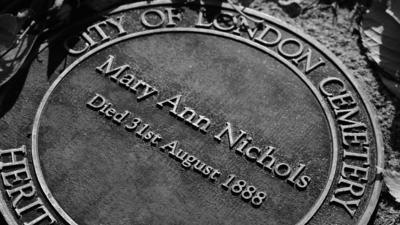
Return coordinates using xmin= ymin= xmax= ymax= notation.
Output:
xmin=242 ymin=0 xmax=400 ymax=224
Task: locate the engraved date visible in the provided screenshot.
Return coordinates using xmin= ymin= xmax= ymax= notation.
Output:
xmin=221 ymin=174 xmax=267 ymax=207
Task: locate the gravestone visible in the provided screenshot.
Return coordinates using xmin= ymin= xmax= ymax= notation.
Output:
xmin=0 ymin=1 xmax=383 ymax=225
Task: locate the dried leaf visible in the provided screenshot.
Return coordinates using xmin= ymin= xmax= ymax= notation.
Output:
xmin=377 ymin=166 xmax=400 ymax=203
xmin=0 ymin=14 xmax=18 ymax=53
xmin=380 ymin=74 xmax=400 ymax=98
xmin=387 ymin=0 xmax=400 ymax=23
xmin=0 ymin=27 xmax=39 ymax=87
xmin=360 ymin=0 xmax=400 ymax=97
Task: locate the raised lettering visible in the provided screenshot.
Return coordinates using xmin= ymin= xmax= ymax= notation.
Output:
xmin=292 ymin=48 xmax=325 ymax=74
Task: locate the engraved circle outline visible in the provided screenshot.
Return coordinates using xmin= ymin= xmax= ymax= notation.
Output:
xmin=32 ymin=27 xmax=338 ymax=225
xmin=29 ymin=0 xmax=385 ymax=224
xmin=223 ymin=3 xmax=384 ymax=225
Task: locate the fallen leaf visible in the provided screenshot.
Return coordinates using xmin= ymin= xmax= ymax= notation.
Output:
xmin=387 ymin=0 xmax=400 ymax=23
xmin=360 ymin=0 xmax=400 ymax=98
xmin=377 ymin=166 xmax=400 ymax=203
xmin=0 ymin=21 xmax=39 ymax=88
xmin=0 ymin=14 xmax=18 ymax=54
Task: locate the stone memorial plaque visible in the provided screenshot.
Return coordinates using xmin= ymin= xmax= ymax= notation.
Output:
xmin=0 ymin=1 xmax=384 ymax=225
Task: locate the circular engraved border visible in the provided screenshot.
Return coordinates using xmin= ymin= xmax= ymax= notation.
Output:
xmin=32 ymin=27 xmax=338 ymax=225
xmin=229 ymin=3 xmax=384 ymax=225
xmin=29 ymin=0 xmax=385 ymax=224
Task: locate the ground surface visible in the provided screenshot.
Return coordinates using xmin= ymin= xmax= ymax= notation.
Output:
xmin=243 ymin=0 xmax=400 ymax=224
